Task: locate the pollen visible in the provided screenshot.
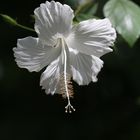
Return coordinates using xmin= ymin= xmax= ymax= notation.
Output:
xmin=60 ymin=73 xmax=74 ymax=98
xmin=59 ymin=72 xmax=75 ymax=113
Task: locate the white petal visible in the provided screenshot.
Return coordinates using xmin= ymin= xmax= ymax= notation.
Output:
xmin=66 ymin=18 xmax=116 ymax=57
xmin=69 ymin=48 xmax=103 ymax=85
xmin=34 ymin=1 xmax=74 ymax=46
xmin=13 ymin=37 xmax=61 ymax=72
xmin=40 ymin=56 xmax=61 ymax=94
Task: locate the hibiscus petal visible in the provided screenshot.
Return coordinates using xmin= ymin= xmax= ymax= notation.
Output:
xmin=69 ymin=48 xmax=103 ymax=85
xmin=34 ymin=1 xmax=74 ymax=46
xmin=66 ymin=18 xmax=116 ymax=57
xmin=13 ymin=37 xmax=61 ymax=72
xmin=40 ymin=56 xmax=61 ymax=95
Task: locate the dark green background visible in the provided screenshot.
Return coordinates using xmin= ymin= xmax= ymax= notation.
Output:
xmin=0 ymin=0 xmax=140 ymax=140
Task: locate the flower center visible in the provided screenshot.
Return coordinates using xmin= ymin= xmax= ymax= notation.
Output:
xmin=58 ymin=38 xmax=75 ymax=113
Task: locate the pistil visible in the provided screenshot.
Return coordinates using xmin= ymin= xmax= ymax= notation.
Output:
xmin=60 ymin=38 xmax=75 ymax=113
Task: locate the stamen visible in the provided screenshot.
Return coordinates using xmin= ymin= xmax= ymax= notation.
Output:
xmin=59 ymin=38 xmax=75 ymax=113
xmin=60 ymin=73 xmax=75 ymax=113
xmin=60 ymin=73 xmax=74 ymax=98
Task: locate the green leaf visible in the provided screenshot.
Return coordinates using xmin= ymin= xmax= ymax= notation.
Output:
xmin=104 ymin=0 xmax=140 ymax=47
xmin=85 ymin=3 xmax=98 ymax=15
xmin=0 ymin=14 xmax=17 ymax=26
xmin=75 ymin=1 xmax=98 ymax=16
xmin=76 ymin=14 xmax=93 ymax=22
xmin=75 ymin=13 xmax=98 ymax=22
xmin=74 ymin=1 xmax=99 ymax=23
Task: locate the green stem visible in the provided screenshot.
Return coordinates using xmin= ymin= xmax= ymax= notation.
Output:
xmin=16 ymin=23 xmax=35 ymax=32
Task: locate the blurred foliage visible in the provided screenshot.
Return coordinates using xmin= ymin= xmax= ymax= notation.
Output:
xmin=104 ymin=0 xmax=140 ymax=47
xmin=74 ymin=1 xmax=99 ymax=21
xmin=0 ymin=14 xmax=35 ymax=32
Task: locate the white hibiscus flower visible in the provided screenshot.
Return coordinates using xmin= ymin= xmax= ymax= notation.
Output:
xmin=13 ymin=1 xmax=116 ymax=113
